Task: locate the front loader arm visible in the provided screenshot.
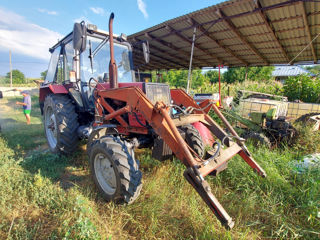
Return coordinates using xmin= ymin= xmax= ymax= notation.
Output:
xmin=95 ymin=87 xmax=266 ymax=229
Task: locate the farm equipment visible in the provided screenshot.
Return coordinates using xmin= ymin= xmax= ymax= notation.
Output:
xmin=223 ymin=90 xmax=296 ymax=147
xmin=39 ymin=13 xmax=266 ymax=229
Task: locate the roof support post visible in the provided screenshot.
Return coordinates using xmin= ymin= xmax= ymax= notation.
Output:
xmin=187 ymin=27 xmax=197 ymax=94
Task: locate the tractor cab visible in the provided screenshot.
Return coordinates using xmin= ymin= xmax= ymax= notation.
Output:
xmin=41 ymin=21 xmax=149 ymax=116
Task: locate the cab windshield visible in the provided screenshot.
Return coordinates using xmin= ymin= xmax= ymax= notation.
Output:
xmin=81 ymin=35 xmax=133 ymax=83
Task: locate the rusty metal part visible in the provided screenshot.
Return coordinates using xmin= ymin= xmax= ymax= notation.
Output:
xmin=104 ymin=105 xmax=130 ymax=121
xmin=211 ymin=104 xmax=240 ymax=140
xmin=158 ymin=103 xmax=200 ymax=167
xmin=108 ymin=13 xmax=118 ymax=88
xmin=184 ymin=168 xmax=234 ymax=229
xmin=94 ymin=86 xmax=266 ymax=228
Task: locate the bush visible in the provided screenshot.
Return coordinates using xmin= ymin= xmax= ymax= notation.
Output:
xmin=3 ymin=70 xmax=26 ymax=84
xmin=283 ymin=74 xmax=320 ymax=103
xmin=223 ymin=66 xmax=274 ymax=84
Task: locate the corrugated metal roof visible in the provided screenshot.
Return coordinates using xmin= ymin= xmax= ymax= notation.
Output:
xmin=128 ymin=0 xmax=320 ymax=71
xmin=272 ymin=66 xmax=315 ymax=76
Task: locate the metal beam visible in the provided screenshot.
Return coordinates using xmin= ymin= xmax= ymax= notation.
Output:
xmin=216 ymin=9 xmax=268 ymax=64
xmin=188 ymin=17 xmax=248 ymax=66
xmin=255 ymin=0 xmax=290 ymax=62
xmin=144 ymin=33 xmax=209 ymax=66
xmin=133 ymin=49 xmax=184 ymax=69
xmin=130 ymin=0 xmax=304 ymax=44
xmin=133 ymin=56 xmax=169 ymax=69
xmin=165 ymin=25 xmax=225 ymax=65
xmin=299 ymin=1 xmax=317 ymax=63
xmin=131 ymin=36 xmax=191 ymax=69
xmin=149 ymin=52 xmax=186 ymax=69
xmin=144 ymin=35 xmax=191 ymax=66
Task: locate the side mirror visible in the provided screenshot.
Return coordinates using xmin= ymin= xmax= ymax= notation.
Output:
xmin=73 ymin=21 xmax=87 ymax=53
xmin=142 ymin=41 xmax=150 ymax=64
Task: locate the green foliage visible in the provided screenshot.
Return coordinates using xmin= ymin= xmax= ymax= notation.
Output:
xmin=283 ymin=74 xmax=320 ymax=103
xmin=223 ymin=66 xmax=274 ymax=84
xmin=204 ymin=70 xmax=221 ymax=83
xmin=5 ymin=69 xmax=26 ymax=84
xmin=153 ymin=69 xmax=210 ymax=89
xmin=305 ymin=65 xmax=320 ymax=76
xmin=151 ymin=67 xmax=274 ymax=92
xmin=40 ymin=70 xmax=47 ymax=80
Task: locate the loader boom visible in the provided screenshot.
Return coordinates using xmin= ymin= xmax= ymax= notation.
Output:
xmin=94 ymin=86 xmax=266 ymax=229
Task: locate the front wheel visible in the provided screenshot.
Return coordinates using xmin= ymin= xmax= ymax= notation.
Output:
xmin=89 ymin=136 xmax=142 ymax=204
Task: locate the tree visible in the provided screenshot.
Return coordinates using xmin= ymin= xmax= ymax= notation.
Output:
xmin=152 ymin=69 xmax=210 ymax=89
xmin=304 ymin=65 xmax=320 ymax=76
xmin=283 ymin=74 xmax=320 ymax=103
xmin=41 ymin=70 xmax=48 ymax=80
xmin=5 ymin=69 xmax=25 ymax=84
xmin=204 ymin=70 xmax=221 ymax=83
xmin=223 ymin=66 xmax=274 ymax=83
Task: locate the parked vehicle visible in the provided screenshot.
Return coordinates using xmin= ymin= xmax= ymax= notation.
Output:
xmin=39 ymin=13 xmax=266 ymax=229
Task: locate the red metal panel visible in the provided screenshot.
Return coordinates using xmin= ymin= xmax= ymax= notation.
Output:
xmin=39 ymin=87 xmax=51 ymax=102
xmin=128 ymin=112 xmax=147 ymax=128
xmin=192 ymin=122 xmax=214 ymax=146
xmin=97 ymin=82 xmax=144 ymax=91
xmin=48 ymin=84 xmax=68 ymax=94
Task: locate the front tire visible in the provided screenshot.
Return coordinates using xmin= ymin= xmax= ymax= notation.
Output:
xmin=43 ymin=94 xmax=79 ymax=154
xmin=180 ymin=124 xmax=205 ymax=157
xmin=89 ymin=136 xmax=142 ymax=204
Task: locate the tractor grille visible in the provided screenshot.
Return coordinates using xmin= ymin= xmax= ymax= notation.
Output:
xmin=145 ymin=83 xmax=171 ymax=106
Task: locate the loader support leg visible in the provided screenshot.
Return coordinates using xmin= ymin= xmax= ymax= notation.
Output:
xmin=238 ymin=150 xmax=266 ymax=177
xmin=184 ymin=168 xmax=235 ymax=229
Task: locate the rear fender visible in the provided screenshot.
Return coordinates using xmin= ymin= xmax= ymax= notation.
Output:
xmin=39 ymin=84 xmax=68 ymax=114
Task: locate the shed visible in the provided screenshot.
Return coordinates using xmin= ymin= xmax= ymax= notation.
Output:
xmin=272 ymin=65 xmax=315 ymax=83
xmin=128 ymin=0 xmax=320 ymax=71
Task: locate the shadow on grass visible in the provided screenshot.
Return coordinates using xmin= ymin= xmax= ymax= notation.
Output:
xmin=20 ymin=147 xmax=91 ymax=191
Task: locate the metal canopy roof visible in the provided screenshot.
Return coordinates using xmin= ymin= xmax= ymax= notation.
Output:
xmin=128 ymin=0 xmax=320 ymax=71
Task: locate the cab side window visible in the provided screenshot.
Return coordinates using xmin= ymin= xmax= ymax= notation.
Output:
xmin=44 ymin=46 xmax=61 ymax=84
xmin=64 ymin=41 xmax=74 ymax=81
xmin=56 ymin=55 xmax=64 ymax=84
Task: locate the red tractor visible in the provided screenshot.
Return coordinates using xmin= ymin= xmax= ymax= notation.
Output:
xmin=39 ymin=13 xmax=266 ymax=229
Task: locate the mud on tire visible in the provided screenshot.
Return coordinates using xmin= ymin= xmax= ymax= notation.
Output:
xmin=43 ymin=94 xmax=79 ymax=154
xmin=180 ymin=124 xmax=205 ymax=157
xmin=89 ymin=136 xmax=142 ymax=204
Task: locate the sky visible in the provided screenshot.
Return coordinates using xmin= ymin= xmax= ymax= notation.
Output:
xmin=0 ymin=0 xmax=224 ymax=78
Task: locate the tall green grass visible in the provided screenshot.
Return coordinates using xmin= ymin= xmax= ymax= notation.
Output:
xmin=193 ymin=79 xmax=283 ymax=97
xmin=0 ymin=96 xmax=319 ymax=239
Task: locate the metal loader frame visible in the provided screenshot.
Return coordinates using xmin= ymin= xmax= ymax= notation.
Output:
xmin=94 ymin=85 xmax=266 ymax=229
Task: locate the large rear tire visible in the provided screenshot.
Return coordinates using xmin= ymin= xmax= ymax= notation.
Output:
xmin=89 ymin=136 xmax=142 ymax=204
xmin=43 ymin=94 xmax=79 ymax=154
xmin=180 ymin=124 xmax=205 ymax=157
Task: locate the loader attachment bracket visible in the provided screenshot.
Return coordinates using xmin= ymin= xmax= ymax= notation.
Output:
xmin=184 ymin=167 xmax=235 ymax=229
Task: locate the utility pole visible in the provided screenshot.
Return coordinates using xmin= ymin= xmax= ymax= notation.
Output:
xmin=9 ymin=50 xmax=12 ymax=88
